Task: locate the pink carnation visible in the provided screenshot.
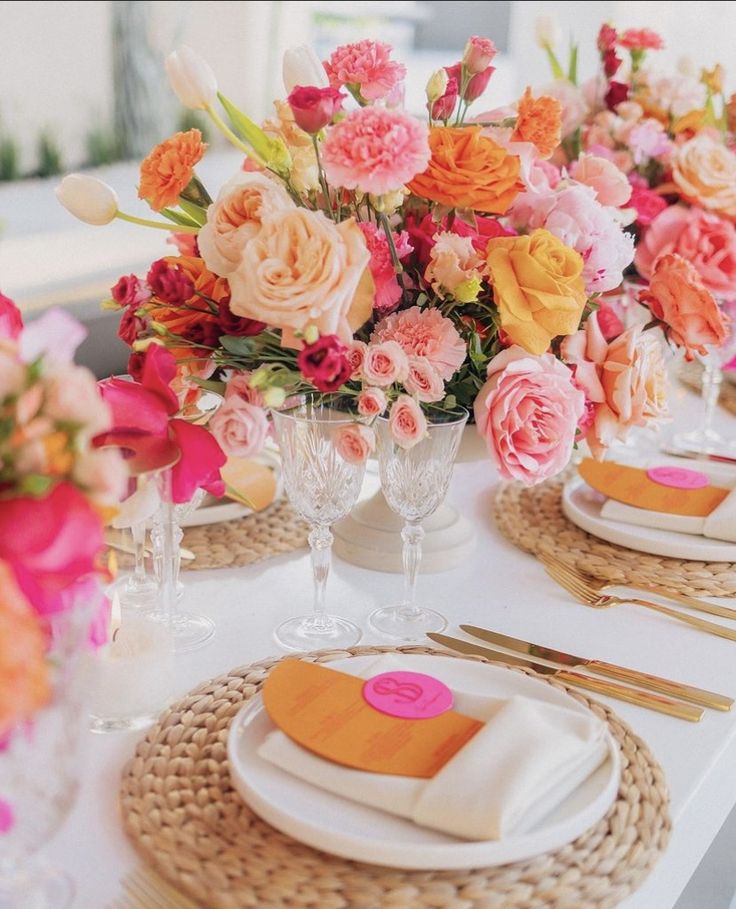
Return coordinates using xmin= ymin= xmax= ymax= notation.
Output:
xmin=628 ymin=174 xmax=667 ymax=226
xmin=372 ymin=306 xmax=466 ymax=381
xmin=619 ymin=28 xmax=664 ymax=50
xmin=358 ymin=222 xmax=412 ymax=313
xmin=321 ymin=108 xmax=430 ymax=196
xmin=324 ymin=40 xmax=406 ymax=102
xmin=474 ymin=346 xmax=584 ymax=484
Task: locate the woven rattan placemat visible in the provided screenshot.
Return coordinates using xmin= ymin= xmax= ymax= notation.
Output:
xmin=677 ymin=359 xmax=736 ymax=416
xmin=120 ymin=645 xmax=670 ymax=909
xmin=495 ymin=475 xmax=736 ymax=597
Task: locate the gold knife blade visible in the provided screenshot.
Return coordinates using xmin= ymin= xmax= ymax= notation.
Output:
xmin=459 ymin=625 xmax=732 ymax=712
xmin=427 ymin=633 xmax=703 ymax=722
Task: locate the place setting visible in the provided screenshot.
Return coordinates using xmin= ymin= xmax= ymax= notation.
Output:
xmin=5 ymin=11 xmax=736 ymax=909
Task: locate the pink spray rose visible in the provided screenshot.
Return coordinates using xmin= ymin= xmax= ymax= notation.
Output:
xmin=209 ymin=397 xmax=269 ymax=460
xmin=404 ymin=356 xmax=445 ymax=403
xmin=569 ymin=155 xmax=632 ymax=207
xmin=333 ymin=423 xmax=375 ymax=464
xmin=462 ymin=36 xmax=497 ymax=74
xmin=371 ymin=306 xmax=466 ymax=381
xmin=324 ymin=40 xmax=406 ymax=102
xmin=297 ymin=334 xmax=353 ymax=392
xmin=362 ymin=340 xmax=409 ymax=387
xmin=474 ymin=346 xmax=584 ymax=485
xmin=287 ymin=85 xmax=345 ymax=134
xmin=357 ymin=387 xmax=387 ymax=417
xmin=627 ymin=174 xmax=667 ymax=226
xmin=321 ymin=107 xmax=430 ymax=196
xmin=358 ymin=222 xmax=413 ymax=314
xmin=346 ymin=340 xmax=367 ymax=379
xmin=0 ymin=293 xmax=23 ymax=341
xmin=388 ymin=395 xmax=427 ymax=449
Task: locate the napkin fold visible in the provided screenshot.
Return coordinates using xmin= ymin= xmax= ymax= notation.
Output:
xmin=257 ymin=656 xmax=608 ymax=841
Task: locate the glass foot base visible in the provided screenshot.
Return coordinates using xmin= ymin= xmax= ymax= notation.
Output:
xmin=672 ymin=428 xmax=736 ymax=456
xmin=368 ymin=605 xmax=447 ymax=641
xmin=0 ymin=862 xmax=74 ymax=909
xmin=171 ymin=613 xmax=216 ymax=653
xmin=89 ymin=712 xmax=160 ymax=734
xmin=274 ymin=614 xmax=362 ymax=652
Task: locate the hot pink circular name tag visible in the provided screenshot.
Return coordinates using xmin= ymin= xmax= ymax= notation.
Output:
xmin=362 ymin=671 xmax=454 ymax=720
xmin=646 ymin=466 xmax=709 ymax=489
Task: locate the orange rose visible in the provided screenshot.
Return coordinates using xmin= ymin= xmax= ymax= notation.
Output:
xmin=139 ymin=129 xmax=207 ymax=211
xmin=408 ymin=126 xmax=523 ymax=214
xmin=0 ymin=560 xmax=50 ymax=736
xmin=512 ymin=88 xmax=562 ymax=160
xmin=486 ymin=229 xmax=587 ymax=355
xmin=672 ymin=134 xmax=736 ymax=219
xmin=639 ymin=253 xmax=728 ymax=359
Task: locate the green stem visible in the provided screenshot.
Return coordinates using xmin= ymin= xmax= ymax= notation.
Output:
xmin=205 ymin=103 xmax=263 ymax=162
xmin=115 ymin=211 xmax=198 ymax=233
xmin=311 ymin=135 xmax=334 ymax=220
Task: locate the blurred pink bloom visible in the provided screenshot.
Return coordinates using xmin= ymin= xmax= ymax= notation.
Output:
xmin=324 ymin=40 xmax=406 ymax=102
xmin=619 ymin=28 xmax=664 ymax=50
xmin=19 ymin=308 xmax=86 ymax=367
xmin=371 ymin=306 xmax=466 ymax=381
xmin=0 ymin=292 xmax=23 ymax=340
xmin=627 ymin=121 xmax=671 ymax=164
xmin=627 ymin=174 xmax=668 ymax=226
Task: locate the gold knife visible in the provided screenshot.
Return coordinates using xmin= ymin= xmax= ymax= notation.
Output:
xmin=427 ymin=633 xmax=704 ymax=722
xmin=460 ymin=625 xmax=732 ymax=712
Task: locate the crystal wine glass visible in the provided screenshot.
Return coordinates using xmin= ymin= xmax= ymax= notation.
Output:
xmin=368 ymin=408 xmax=468 ymax=640
xmin=270 ymin=398 xmax=367 ymax=651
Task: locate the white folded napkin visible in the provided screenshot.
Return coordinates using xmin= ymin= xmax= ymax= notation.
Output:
xmin=257 ymin=655 xmax=608 ymax=841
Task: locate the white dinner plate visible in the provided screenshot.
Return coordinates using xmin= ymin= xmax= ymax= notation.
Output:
xmin=562 ymin=474 xmax=736 ymax=561
xmin=227 ymin=654 xmax=620 ymax=870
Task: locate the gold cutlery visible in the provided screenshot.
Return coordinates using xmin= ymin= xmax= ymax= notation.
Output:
xmin=543 ymin=558 xmax=736 ymax=643
xmin=426 ymin=633 xmax=703 ymax=721
xmin=538 ymin=552 xmax=736 ymax=620
xmin=107 ymin=866 xmax=204 ymax=908
xmin=459 ymin=624 xmax=732 ymax=711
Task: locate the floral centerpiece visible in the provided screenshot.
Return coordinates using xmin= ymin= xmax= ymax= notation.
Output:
xmin=56 ymin=35 xmax=698 ymax=485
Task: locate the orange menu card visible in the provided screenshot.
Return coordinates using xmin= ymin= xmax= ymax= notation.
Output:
xmin=262 ymin=660 xmax=483 ymax=779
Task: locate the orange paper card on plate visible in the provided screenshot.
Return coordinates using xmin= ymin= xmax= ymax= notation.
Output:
xmin=262 ymin=660 xmax=483 ymax=779
xmin=221 ymin=457 xmax=277 ymax=510
xmin=579 ymin=459 xmax=728 ymax=517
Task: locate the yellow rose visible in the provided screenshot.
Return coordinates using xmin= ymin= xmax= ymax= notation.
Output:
xmin=486 ymin=229 xmax=587 ymax=355
xmin=672 ymin=134 xmax=736 ymax=219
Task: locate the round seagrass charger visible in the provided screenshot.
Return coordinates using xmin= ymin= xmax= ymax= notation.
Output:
xmin=120 ymin=645 xmax=670 ymax=909
xmin=495 ymin=473 xmax=736 ymax=597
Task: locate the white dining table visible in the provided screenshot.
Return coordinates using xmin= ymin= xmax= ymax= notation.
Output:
xmin=48 ymin=379 xmax=736 ymax=909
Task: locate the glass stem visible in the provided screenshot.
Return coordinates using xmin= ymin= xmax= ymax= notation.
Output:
xmin=309 ymin=525 xmax=333 ymax=631
xmin=401 ymin=521 xmax=424 ymax=617
xmin=131 ymin=521 xmax=147 ymax=583
xmin=702 ymin=356 xmax=721 ymax=439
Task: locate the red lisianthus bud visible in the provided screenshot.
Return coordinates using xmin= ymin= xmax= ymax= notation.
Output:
xmin=287 ymin=85 xmax=346 ymax=134
xmin=605 ymin=81 xmax=629 ymax=111
xmin=602 ymin=48 xmax=622 ymax=78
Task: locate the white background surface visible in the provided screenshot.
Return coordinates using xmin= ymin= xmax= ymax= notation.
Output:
xmin=47 ymin=379 xmax=736 ymax=909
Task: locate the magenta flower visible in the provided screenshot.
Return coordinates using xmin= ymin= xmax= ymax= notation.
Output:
xmin=358 ymin=222 xmax=412 ymax=314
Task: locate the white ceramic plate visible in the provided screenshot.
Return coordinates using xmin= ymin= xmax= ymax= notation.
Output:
xmin=227 ymin=654 xmax=620 ymax=870
xmin=562 ymin=474 xmax=736 ymax=561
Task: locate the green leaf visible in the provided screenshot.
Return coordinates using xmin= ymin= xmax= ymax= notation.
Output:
xmin=218 ymin=92 xmax=292 ymax=174
xmin=220 ymin=335 xmax=258 ymax=356
xmin=545 ymin=46 xmax=565 ymax=81
xmin=189 ymin=377 xmax=227 ymax=395
xmin=178 ymin=198 xmax=207 ymax=226
xmin=160 ymin=207 xmax=201 ymax=227
xmin=568 ymin=44 xmax=579 ymax=85
xmin=19 ymin=474 xmax=54 ymax=497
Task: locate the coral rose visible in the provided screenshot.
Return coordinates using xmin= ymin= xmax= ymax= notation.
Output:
xmin=139 ymin=129 xmax=207 ymax=211
xmin=511 ymin=88 xmax=562 ymax=160
xmin=371 ymin=306 xmax=466 ymax=381
xmin=474 ymin=346 xmax=584 ymax=485
xmin=635 ymin=206 xmax=736 ymax=296
xmin=409 ymin=126 xmax=523 ymax=214
xmin=672 ymin=135 xmax=736 ymax=219
xmin=388 ymin=395 xmax=427 ymax=449
xmin=333 ymin=423 xmax=375 ymax=464
xmin=198 ymin=172 xmax=294 ymax=276
xmin=562 ymin=312 xmax=667 ymax=458
xmin=486 ymin=229 xmax=587 ymax=356
xmin=227 ymin=209 xmax=371 ymax=344
xmin=639 ymin=254 xmax=729 ymax=358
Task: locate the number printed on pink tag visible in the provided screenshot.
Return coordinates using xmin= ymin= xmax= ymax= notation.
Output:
xmin=646 ymin=466 xmax=710 ymax=490
xmin=362 ymin=671 xmax=454 ymax=719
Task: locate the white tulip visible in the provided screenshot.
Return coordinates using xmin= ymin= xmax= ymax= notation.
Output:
xmin=55 ymin=174 xmax=118 ymax=225
xmin=535 ymin=15 xmax=562 ymax=49
xmin=282 ymin=44 xmax=329 ymax=93
xmin=165 ymin=46 xmax=218 ymax=110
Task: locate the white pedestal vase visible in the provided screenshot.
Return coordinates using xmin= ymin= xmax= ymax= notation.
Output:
xmin=333 ymin=425 xmax=488 ymax=573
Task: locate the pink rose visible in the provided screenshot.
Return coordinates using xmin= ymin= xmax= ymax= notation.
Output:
xmin=627 ymin=175 xmax=667 ymax=226
xmin=569 ymin=155 xmax=632 ymax=207
xmin=333 ymin=423 xmax=375 ymax=464
xmin=362 ymin=340 xmax=409 ymax=387
xmin=635 ymin=205 xmax=736 ymax=296
xmin=296 ymin=334 xmax=352 ymax=393
xmin=358 ymin=222 xmax=412 ymax=314
xmin=462 ymin=36 xmax=497 ymax=74
xmin=347 ymin=340 xmax=367 ymax=379
xmin=357 ymin=387 xmax=387 ymax=417
xmin=209 ymin=397 xmax=269 ymax=459
xmin=388 ymin=395 xmax=427 ymax=449
xmin=404 ymin=356 xmax=445 ymax=403
xmin=324 ymin=40 xmax=406 ymax=102
xmin=111 ymin=274 xmax=150 ymax=309
xmin=474 ymin=346 xmax=584 ymax=485
xmin=287 ymin=85 xmax=345 ymax=134
xmin=371 ymin=306 xmax=466 ymax=381
xmin=0 ymin=293 xmax=22 ymax=341
xmin=445 ymin=62 xmax=492 ymax=104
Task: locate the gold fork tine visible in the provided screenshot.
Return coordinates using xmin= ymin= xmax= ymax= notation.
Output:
xmin=543 ymin=563 xmax=599 ymax=603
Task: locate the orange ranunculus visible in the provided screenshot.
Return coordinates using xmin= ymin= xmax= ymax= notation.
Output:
xmin=672 ymin=134 xmax=736 ymax=219
xmin=639 ymin=253 xmax=728 ymax=359
xmin=0 ymin=560 xmax=50 ymax=737
xmin=408 ymin=126 xmax=523 ymax=214
xmin=486 ymin=229 xmax=587 ymax=356
xmin=512 ymin=88 xmax=562 ymax=160
xmin=139 ymin=129 xmax=207 ymax=211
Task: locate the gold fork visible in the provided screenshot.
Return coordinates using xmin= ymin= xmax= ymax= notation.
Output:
xmin=106 ymin=867 xmax=204 ymax=909
xmin=543 ymin=558 xmax=736 ymax=643
xmin=538 ymin=552 xmax=736 ymax=620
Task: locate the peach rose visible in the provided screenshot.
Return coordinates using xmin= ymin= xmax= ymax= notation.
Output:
xmin=333 ymin=423 xmax=375 ymax=464
xmin=569 ymin=155 xmax=632 ymax=208
xmin=408 ymin=126 xmax=523 ymax=214
xmin=404 ymin=356 xmax=445 ymax=403
xmin=139 ymin=129 xmax=207 ymax=211
xmin=562 ymin=312 xmax=668 ymax=457
xmin=198 ymin=172 xmax=294 ymax=276
xmin=357 ymin=387 xmax=387 ymax=417
xmin=474 ymin=346 xmax=584 ymax=485
xmin=227 ymin=209 xmax=371 ymax=344
xmin=388 ymin=395 xmax=427 ymax=449
xmin=486 ymin=229 xmax=587 ymax=356
xmin=672 ymin=135 xmax=736 ymax=219
xmin=362 ymin=340 xmax=409 ymax=387
xmin=639 ymin=253 xmax=729 ymax=358
xmin=209 ymin=397 xmax=269 ymax=459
